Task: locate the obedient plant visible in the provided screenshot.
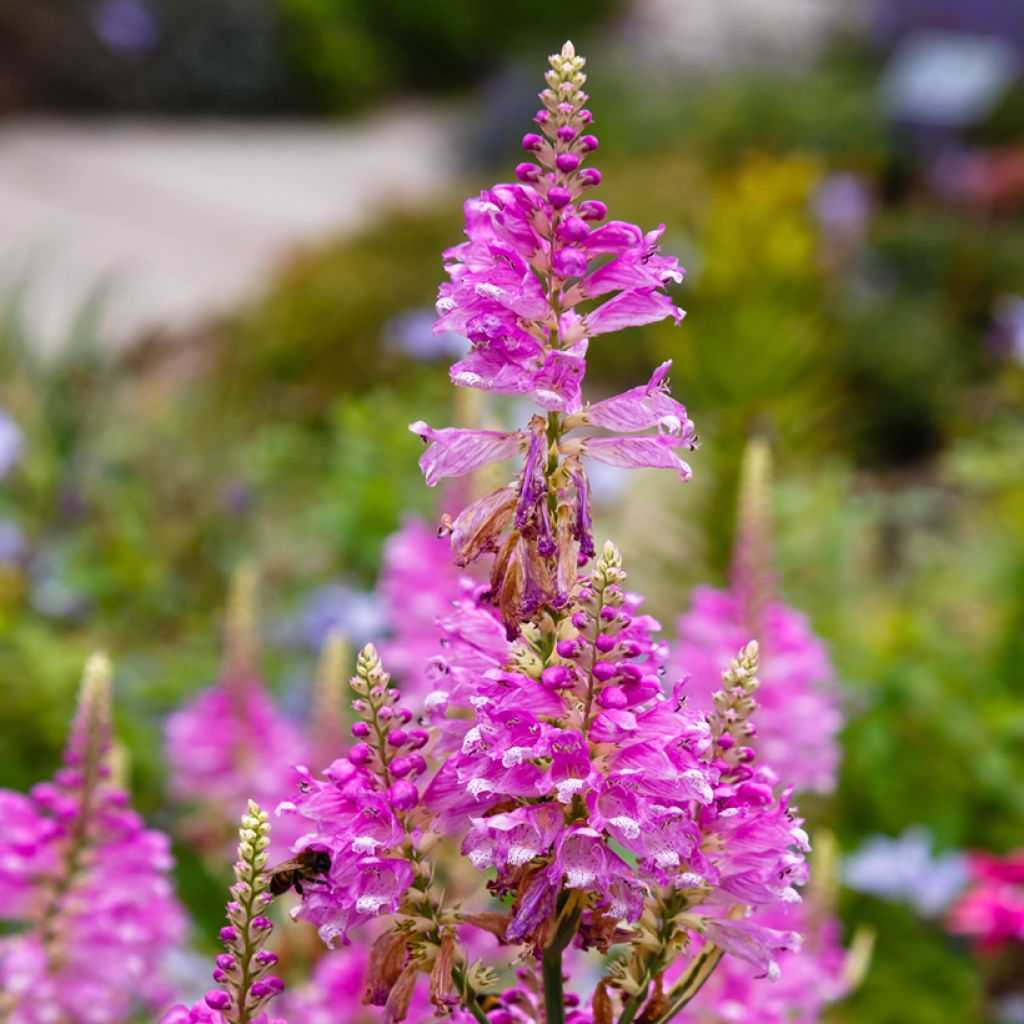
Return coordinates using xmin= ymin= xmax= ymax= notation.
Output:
xmin=0 ymin=653 xmax=185 ymax=1023
xmin=166 ymin=567 xmax=309 ymax=856
xmin=160 ymin=802 xmax=287 ymax=1024
xmin=672 ymin=439 xmax=841 ymax=795
xmin=270 ymin=42 xmax=810 ymax=1024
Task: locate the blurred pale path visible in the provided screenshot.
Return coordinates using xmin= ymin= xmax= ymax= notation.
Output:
xmin=0 ymin=107 xmax=460 ymax=352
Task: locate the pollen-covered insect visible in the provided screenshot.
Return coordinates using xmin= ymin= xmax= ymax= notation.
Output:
xmin=266 ymin=847 xmax=332 ymax=897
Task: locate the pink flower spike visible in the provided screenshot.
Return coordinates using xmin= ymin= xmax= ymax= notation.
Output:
xmin=410 ymin=422 xmax=524 ymax=486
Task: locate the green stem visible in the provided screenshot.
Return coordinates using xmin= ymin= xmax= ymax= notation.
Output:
xmin=542 ymin=946 xmax=566 ymax=1024
xmin=453 ymin=965 xmax=494 ymax=1024
xmin=654 ymin=945 xmax=724 ymax=1024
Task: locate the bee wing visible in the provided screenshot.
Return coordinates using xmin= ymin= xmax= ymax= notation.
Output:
xmin=265 ymin=857 xmax=305 ymax=875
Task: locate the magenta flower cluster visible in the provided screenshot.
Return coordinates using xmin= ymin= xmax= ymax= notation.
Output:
xmin=0 ymin=654 xmax=185 ymax=1024
xmin=411 ymin=44 xmax=695 ymax=637
xmin=165 ymin=574 xmax=310 ymax=857
xmin=256 ymin=41 xmax=820 ymax=1024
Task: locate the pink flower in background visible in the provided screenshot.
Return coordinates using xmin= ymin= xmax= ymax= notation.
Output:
xmin=673 ymin=589 xmax=841 ymax=795
xmin=673 ymin=438 xmax=842 ymax=795
xmin=165 ymin=569 xmax=310 ymax=856
xmin=680 ymin=905 xmax=848 ymax=1023
xmin=377 ymin=517 xmax=464 ymax=703
xmin=166 ymin=676 xmax=309 ymax=855
xmin=0 ymin=655 xmax=186 ymax=1024
xmin=948 ymin=851 xmax=1024 ymax=950
xmin=282 ymin=945 xmax=434 ymax=1024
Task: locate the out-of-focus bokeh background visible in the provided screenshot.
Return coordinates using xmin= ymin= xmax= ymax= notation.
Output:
xmin=1 ymin=1 xmax=1022 ymax=1020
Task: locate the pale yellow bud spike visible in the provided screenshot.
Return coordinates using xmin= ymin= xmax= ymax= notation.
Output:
xmin=224 ymin=562 xmax=259 ymax=678
xmin=109 ymin=740 xmax=131 ymax=791
xmin=67 ymin=652 xmax=114 ymax=845
xmin=75 ymin=650 xmax=113 ymax=769
xmin=313 ymin=630 xmax=350 ymax=763
xmin=840 ymin=925 xmax=876 ymax=992
xmin=732 ymin=436 xmax=775 ymax=643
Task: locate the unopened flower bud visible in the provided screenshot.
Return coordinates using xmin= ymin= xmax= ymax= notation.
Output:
xmin=215 ymin=954 xmax=236 ymax=971
xmin=580 ymin=168 xmax=602 ymax=187
xmin=578 ymin=200 xmax=607 ymax=221
xmin=388 ymin=779 xmax=419 ymax=810
xmin=556 ymin=153 xmax=580 ymax=173
xmin=387 ymin=729 xmax=409 ymax=747
xmin=349 ymin=743 xmax=372 ymax=765
xmin=351 ymin=721 xmax=370 ymax=738
xmin=205 ymin=991 xmax=231 ymax=1011
xmin=595 ymin=634 xmax=616 ymax=653
xmin=251 ymin=916 xmax=272 ymax=931
xmin=580 ymin=134 xmax=599 ymax=151
xmin=522 ymin=133 xmax=543 ymax=151
xmin=515 ymin=162 xmax=541 ymax=183
xmin=556 ymin=639 xmax=579 ymax=658
xmin=407 ymin=729 xmax=429 ymax=750
xmin=592 ymin=661 xmax=618 ymax=682
xmin=557 ymin=216 xmax=590 ymax=243
xmin=390 ymin=756 xmax=413 ymax=778
xmin=218 ymin=927 xmax=237 ymax=943
xmin=597 ymin=687 xmax=628 ymax=709
xmin=547 ymin=187 xmax=572 ymax=208
xmin=541 ymin=665 xmax=572 ymax=689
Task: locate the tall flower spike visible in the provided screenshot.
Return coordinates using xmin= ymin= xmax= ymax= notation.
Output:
xmin=284 ymin=42 xmax=812 ymax=1024
xmin=732 ymin=436 xmax=775 ymax=642
xmin=0 ymin=654 xmax=186 ymax=1024
xmin=165 ymin=568 xmax=309 ymax=856
xmin=672 ymin=437 xmax=842 ymax=794
xmin=312 ymin=631 xmax=350 ymax=767
xmin=416 ymin=41 xmax=694 ymax=636
xmin=160 ymin=802 xmax=288 ymax=1024
xmin=225 ymin=562 xmax=259 ymax=679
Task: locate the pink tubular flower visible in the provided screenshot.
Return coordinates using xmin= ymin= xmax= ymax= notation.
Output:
xmin=672 ymin=437 xmax=841 ymax=795
xmin=673 ymin=589 xmax=840 ymax=794
xmin=678 ymin=906 xmax=848 ymax=1023
xmin=420 ymin=546 xmax=807 ymax=982
xmin=0 ymin=654 xmax=186 ymax=1024
xmin=947 ymin=851 xmax=1024 ymax=950
xmin=377 ymin=516 xmax=465 ymax=705
xmin=276 ymin=649 xmax=420 ymax=947
xmin=165 ymin=570 xmax=309 ymax=856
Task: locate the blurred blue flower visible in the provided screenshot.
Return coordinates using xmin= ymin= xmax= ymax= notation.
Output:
xmin=281 ymin=584 xmax=386 ymax=651
xmin=0 ymin=406 xmax=24 ymax=479
xmin=90 ymin=0 xmax=159 ymax=55
xmin=0 ymin=519 xmax=28 ymax=567
xmin=813 ymin=172 xmax=872 ymax=242
xmin=989 ymin=294 xmax=1024 ymax=365
xmin=385 ymin=310 xmax=466 ymax=361
xmin=843 ymin=826 xmax=969 ymax=916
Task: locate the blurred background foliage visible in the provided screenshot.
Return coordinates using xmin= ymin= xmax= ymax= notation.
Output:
xmin=1 ymin=13 xmax=1023 ymax=1022
xmin=0 ymin=0 xmax=618 ymax=113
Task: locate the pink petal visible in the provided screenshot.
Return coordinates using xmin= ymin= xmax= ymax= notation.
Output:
xmin=410 ymin=422 xmax=524 ymax=487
